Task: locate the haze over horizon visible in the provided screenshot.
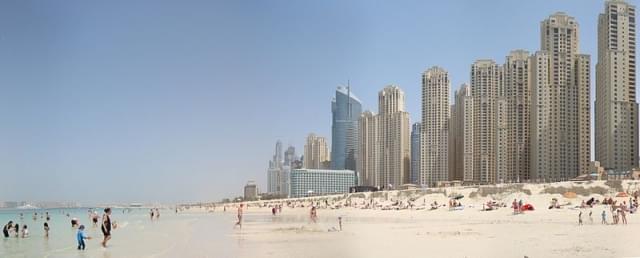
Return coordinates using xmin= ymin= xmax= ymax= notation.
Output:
xmin=0 ymin=0 xmax=620 ymax=203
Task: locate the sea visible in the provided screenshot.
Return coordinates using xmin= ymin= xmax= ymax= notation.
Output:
xmin=0 ymin=207 xmax=241 ymax=258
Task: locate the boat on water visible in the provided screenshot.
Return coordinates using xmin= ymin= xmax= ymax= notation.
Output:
xmin=16 ymin=204 xmax=39 ymax=209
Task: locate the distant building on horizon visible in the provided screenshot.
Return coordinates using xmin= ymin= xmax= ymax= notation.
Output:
xmin=267 ymin=140 xmax=289 ymax=196
xmin=410 ymin=122 xmax=421 ymax=185
xmin=596 ymin=0 xmax=639 ymax=172
xmin=244 ymin=180 xmax=258 ymax=201
xmin=304 ymin=133 xmax=330 ymax=169
xmin=289 ymin=169 xmax=356 ymax=198
xmin=331 ymin=86 xmax=362 ymax=171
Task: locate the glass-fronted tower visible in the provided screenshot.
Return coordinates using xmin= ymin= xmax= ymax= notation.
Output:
xmin=331 ymin=86 xmax=362 ymax=171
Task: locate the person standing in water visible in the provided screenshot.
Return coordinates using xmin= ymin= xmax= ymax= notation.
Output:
xmin=234 ymin=204 xmax=244 ymax=228
xmin=77 ymin=225 xmax=91 ymax=250
xmin=101 ymin=208 xmax=113 ymax=247
xmin=44 ymin=222 xmax=49 ymax=238
xmin=149 ymin=209 xmax=154 ymax=221
xmin=3 ymin=221 xmax=13 ymax=238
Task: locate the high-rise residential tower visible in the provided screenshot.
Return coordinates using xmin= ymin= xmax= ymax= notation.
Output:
xmin=531 ymin=13 xmax=591 ymax=181
xmin=410 ymin=122 xmax=421 ymax=185
xmin=331 ymin=86 xmax=362 ymax=171
xmin=596 ymin=0 xmax=638 ymax=172
xmin=358 ymin=86 xmax=410 ymax=189
xmin=471 ymin=60 xmax=501 ymax=183
xmin=450 ymin=84 xmax=473 ymax=182
xmin=421 ymin=67 xmax=450 ymax=186
xmin=502 ymin=50 xmax=531 ymax=182
xmin=304 ymin=133 xmax=330 ymax=169
xmin=358 ymin=111 xmax=379 ymax=186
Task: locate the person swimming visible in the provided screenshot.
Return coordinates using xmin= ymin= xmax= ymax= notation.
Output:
xmin=71 ymin=218 xmax=79 ymax=228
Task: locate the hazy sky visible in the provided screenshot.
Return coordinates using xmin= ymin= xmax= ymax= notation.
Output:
xmin=0 ymin=0 xmax=619 ymax=203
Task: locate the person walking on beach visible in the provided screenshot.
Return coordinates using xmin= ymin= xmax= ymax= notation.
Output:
xmin=150 ymin=209 xmax=155 ymax=221
xmin=601 ymin=210 xmax=608 ymax=225
xmin=44 ymin=222 xmax=49 ymax=238
xmin=578 ymin=211 xmax=583 ymax=226
xmin=234 ymin=204 xmax=244 ymax=228
xmin=589 ymin=211 xmax=593 ymax=224
xmin=621 ymin=208 xmax=627 ymax=225
xmin=101 ymin=208 xmax=113 ymax=247
xmin=77 ymin=225 xmax=92 ymax=250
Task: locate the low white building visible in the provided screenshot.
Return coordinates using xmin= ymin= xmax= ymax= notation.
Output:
xmin=289 ymin=169 xmax=356 ymax=198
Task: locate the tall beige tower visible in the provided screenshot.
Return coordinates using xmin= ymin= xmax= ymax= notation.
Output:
xmin=357 ymin=111 xmax=379 ymax=186
xmin=471 ymin=59 xmax=502 ymax=183
xmin=421 ymin=67 xmax=450 ymax=186
xmin=596 ymin=0 xmax=639 ymax=172
xmin=378 ymin=86 xmax=411 ymax=188
xmin=303 ymin=133 xmax=330 ymax=169
xmin=450 ymin=84 xmax=473 ymax=182
xmin=357 ymin=86 xmax=410 ymax=189
xmin=531 ymin=13 xmax=591 ymax=181
xmin=502 ymin=50 xmax=531 ymax=182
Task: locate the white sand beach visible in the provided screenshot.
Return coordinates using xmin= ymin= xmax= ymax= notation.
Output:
xmin=227 ymin=180 xmax=640 ymax=258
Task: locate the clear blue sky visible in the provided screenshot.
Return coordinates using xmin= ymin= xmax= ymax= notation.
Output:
xmin=0 ymin=0 xmax=616 ymax=203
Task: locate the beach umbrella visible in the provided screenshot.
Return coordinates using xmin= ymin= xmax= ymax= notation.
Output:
xmin=563 ymin=192 xmax=577 ymax=198
xmin=616 ymin=192 xmax=629 ymax=198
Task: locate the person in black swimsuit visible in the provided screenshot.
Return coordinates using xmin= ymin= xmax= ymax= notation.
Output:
xmin=2 ymin=221 xmax=13 ymax=238
xmin=101 ymin=208 xmax=112 ymax=247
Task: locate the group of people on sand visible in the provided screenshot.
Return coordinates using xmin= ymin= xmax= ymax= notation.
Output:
xmin=2 ymin=208 xmax=117 ymax=252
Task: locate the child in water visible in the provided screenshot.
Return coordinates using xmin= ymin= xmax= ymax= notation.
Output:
xmin=76 ymin=225 xmax=91 ymax=250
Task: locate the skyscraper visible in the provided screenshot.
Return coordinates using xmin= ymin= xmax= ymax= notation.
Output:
xmin=450 ymin=84 xmax=473 ymax=182
xmin=358 ymin=111 xmax=379 ymax=186
xmin=596 ymin=0 xmax=638 ymax=172
xmin=471 ymin=60 xmax=501 ymax=183
xmin=267 ymin=140 xmax=285 ymax=195
xmin=304 ymin=133 xmax=330 ymax=169
xmin=284 ymin=145 xmax=296 ymax=166
xmin=410 ymin=122 xmax=421 ymax=185
xmin=331 ymin=86 xmax=362 ymax=171
xmin=502 ymin=50 xmax=531 ymax=182
xmin=531 ymin=13 xmax=591 ymax=181
xmin=358 ymin=86 xmax=410 ymax=189
xmin=421 ymin=67 xmax=450 ymax=186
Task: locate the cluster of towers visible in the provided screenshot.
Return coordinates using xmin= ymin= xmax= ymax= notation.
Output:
xmin=268 ymin=0 xmax=638 ymax=192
